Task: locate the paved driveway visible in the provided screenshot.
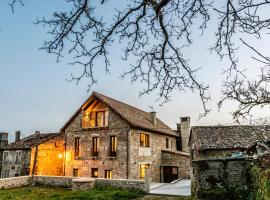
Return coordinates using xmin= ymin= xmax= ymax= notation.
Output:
xmin=150 ymin=179 xmax=191 ymax=196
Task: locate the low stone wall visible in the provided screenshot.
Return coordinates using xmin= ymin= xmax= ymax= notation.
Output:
xmin=0 ymin=176 xmax=31 ymax=189
xmin=192 ymin=157 xmax=251 ymax=200
xmin=0 ymin=176 xmax=147 ymax=192
xmin=33 ymin=175 xmax=75 ymax=188
xmin=95 ymin=178 xmax=146 ymax=192
xmin=72 ymin=178 xmax=95 ymax=190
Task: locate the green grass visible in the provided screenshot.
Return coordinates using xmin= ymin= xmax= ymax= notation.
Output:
xmin=0 ymin=186 xmax=191 ymax=200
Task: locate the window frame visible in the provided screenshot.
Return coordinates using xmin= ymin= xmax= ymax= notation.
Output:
xmin=91 ymin=168 xmax=99 ymax=178
xmin=109 ymin=136 xmax=117 ymax=157
xmin=139 ymin=164 xmax=150 ymax=179
xmin=105 ymin=170 xmax=112 ymax=179
xmin=73 ymin=168 xmax=78 ymax=177
xmin=140 ymin=133 xmax=150 ymax=147
xmin=92 ymin=137 xmax=99 ymax=157
xmin=74 ymin=138 xmax=80 ymax=157
xmin=166 ymin=138 xmax=169 ymax=149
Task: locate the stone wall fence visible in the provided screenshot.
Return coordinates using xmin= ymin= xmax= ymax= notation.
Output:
xmin=0 ymin=175 xmax=149 ymax=192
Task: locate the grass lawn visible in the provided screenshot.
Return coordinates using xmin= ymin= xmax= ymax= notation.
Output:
xmin=0 ymin=186 xmax=191 ymax=200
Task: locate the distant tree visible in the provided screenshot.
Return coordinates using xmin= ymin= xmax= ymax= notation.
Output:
xmin=8 ymin=0 xmax=270 ymax=121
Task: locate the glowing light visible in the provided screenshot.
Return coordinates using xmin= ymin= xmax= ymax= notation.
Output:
xmin=58 ymin=153 xmax=63 ymax=159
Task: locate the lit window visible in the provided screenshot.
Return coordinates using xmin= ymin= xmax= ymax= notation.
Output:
xmin=105 ymin=170 xmax=112 ymax=179
xmin=74 ymin=138 xmax=80 ymax=157
xmin=82 ymin=110 xmax=109 ymax=128
xmin=140 ymin=164 xmax=150 ymax=179
xmin=92 ymin=137 xmax=99 ymax=157
xmin=92 ymin=168 xmax=98 ymax=178
xmin=140 ymin=133 xmax=150 ymax=147
xmin=110 ymin=136 xmax=117 ymax=157
xmin=73 ymin=169 xmax=78 ymax=177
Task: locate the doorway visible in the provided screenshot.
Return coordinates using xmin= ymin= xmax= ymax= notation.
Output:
xmin=163 ymin=166 xmax=178 ymax=183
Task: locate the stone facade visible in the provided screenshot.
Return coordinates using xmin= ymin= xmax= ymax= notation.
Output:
xmin=64 ymin=110 xmax=130 ymax=179
xmin=161 ymin=149 xmax=190 ymax=179
xmin=29 ymin=136 xmax=65 ymax=176
xmin=192 ymin=157 xmax=251 ymax=200
xmin=128 ymin=129 xmax=177 ymax=182
xmin=1 ymin=150 xmax=31 ymax=178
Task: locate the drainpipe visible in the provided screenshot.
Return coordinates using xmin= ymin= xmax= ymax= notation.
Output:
xmin=126 ymin=128 xmax=131 ymax=179
xmin=63 ymin=132 xmax=67 ymax=176
xmin=32 ymin=131 xmax=40 ymax=176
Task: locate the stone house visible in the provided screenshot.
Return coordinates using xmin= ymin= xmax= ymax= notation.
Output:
xmin=61 ymin=91 xmax=191 ymax=182
xmin=189 ymin=125 xmax=270 ymax=199
xmin=0 ymin=131 xmax=64 ymax=178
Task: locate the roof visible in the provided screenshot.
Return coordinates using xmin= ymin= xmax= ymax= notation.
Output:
xmin=190 ymin=125 xmax=270 ymax=151
xmin=3 ymin=133 xmax=62 ymax=150
xmin=61 ymin=91 xmax=176 ymax=136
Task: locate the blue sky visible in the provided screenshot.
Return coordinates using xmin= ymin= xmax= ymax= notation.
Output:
xmin=0 ymin=1 xmax=269 ymax=141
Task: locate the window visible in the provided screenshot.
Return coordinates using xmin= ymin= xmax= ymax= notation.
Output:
xmin=91 ymin=168 xmax=98 ymax=178
xmin=92 ymin=137 xmax=99 ymax=157
xmin=105 ymin=170 xmax=112 ymax=179
xmin=74 ymin=138 xmax=80 ymax=157
xmin=140 ymin=133 xmax=149 ymax=147
xmin=73 ymin=169 xmax=78 ymax=177
xmin=110 ymin=136 xmax=117 ymax=157
xmin=166 ymin=138 xmax=169 ymax=149
xmin=15 ymin=151 xmax=21 ymax=164
xmin=140 ymin=164 xmax=150 ymax=179
xmin=82 ymin=110 xmax=109 ymax=129
xmin=3 ymin=152 xmax=8 ymax=164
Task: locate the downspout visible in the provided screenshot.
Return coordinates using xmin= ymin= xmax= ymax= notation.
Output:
xmin=63 ymin=132 xmax=67 ymax=176
xmin=32 ymin=131 xmax=40 ymax=176
xmin=126 ymin=128 xmax=131 ymax=179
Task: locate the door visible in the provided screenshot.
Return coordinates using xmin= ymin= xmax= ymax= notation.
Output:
xmin=163 ymin=166 xmax=178 ymax=183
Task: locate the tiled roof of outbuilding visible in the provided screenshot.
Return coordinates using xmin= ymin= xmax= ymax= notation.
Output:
xmin=61 ymin=91 xmax=177 ymax=136
xmin=191 ymin=125 xmax=270 ymax=151
xmin=3 ymin=133 xmax=61 ymax=150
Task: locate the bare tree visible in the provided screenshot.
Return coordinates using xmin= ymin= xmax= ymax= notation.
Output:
xmin=7 ymin=0 xmax=270 ymax=120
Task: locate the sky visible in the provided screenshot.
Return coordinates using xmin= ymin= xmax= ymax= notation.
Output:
xmin=0 ymin=1 xmax=270 ymax=142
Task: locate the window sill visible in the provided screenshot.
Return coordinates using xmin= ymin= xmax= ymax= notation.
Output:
xmin=82 ymin=127 xmax=109 ymax=131
xmin=107 ymin=157 xmax=117 ymax=160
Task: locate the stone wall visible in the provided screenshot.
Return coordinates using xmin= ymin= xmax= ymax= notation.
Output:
xmin=64 ymin=108 xmax=130 ymax=179
xmin=1 ymin=150 xmax=31 ymax=178
xmin=29 ymin=136 xmax=65 ymax=176
xmin=129 ymin=129 xmax=177 ymax=182
xmin=95 ymin=178 xmax=147 ymax=192
xmin=33 ymin=175 xmax=74 ymax=187
xmin=0 ymin=176 xmax=31 ymax=189
xmin=192 ymin=157 xmax=251 ymax=200
xmin=0 ymin=176 xmax=147 ymax=192
xmin=161 ymin=149 xmax=190 ymax=179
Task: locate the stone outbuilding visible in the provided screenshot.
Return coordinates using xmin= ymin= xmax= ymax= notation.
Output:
xmin=0 ymin=132 xmax=64 ymax=178
xmin=189 ymin=125 xmax=270 ymax=199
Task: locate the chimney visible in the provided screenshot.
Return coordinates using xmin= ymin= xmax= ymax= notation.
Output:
xmin=15 ymin=131 xmax=21 ymax=142
xmin=180 ymin=117 xmax=191 ymax=153
xmin=150 ymin=111 xmax=157 ymax=125
xmin=0 ymin=132 xmax=8 ymax=148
